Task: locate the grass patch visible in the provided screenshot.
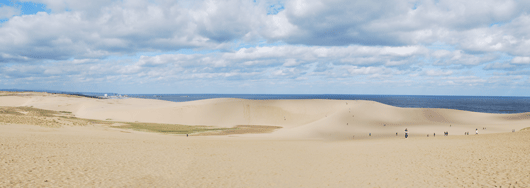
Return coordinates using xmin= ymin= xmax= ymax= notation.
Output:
xmin=0 ymin=106 xmax=282 ymax=136
xmin=0 ymin=106 xmax=57 ymax=117
xmin=0 ymin=107 xmax=69 ymax=127
xmin=0 ymin=108 xmax=25 ymax=115
xmin=112 ymin=122 xmax=234 ymax=134
xmin=195 ymin=125 xmax=282 ymax=136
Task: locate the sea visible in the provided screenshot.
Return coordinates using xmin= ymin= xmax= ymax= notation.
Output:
xmin=3 ymin=89 xmax=530 ymax=114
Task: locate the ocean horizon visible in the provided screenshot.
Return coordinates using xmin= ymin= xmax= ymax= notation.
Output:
xmin=4 ymin=89 xmax=529 ymax=114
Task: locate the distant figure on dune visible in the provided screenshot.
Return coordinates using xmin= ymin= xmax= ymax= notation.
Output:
xmin=433 ymin=133 xmax=435 ymax=137
xmin=404 ymin=128 xmax=408 ymax=138
xmin=476 ymin=129 xmax=478 ymax=135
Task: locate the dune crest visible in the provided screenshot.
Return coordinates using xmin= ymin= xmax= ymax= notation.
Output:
xmin=1 ymin=93 xmax=529 ymax=139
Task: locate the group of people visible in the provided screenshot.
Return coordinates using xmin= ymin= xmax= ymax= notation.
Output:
xmin=384 ymin=127 xmax=486 ymax=139
xmin=406 ymin=129 xmax=447 ymax=138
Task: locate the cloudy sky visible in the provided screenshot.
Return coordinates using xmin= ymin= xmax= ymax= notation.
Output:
xmin=1 ymin=0 xmax=529 ymax=95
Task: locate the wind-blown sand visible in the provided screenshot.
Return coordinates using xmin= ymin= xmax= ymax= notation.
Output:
xmin=1 ymin=92 xmax=530 ymax=187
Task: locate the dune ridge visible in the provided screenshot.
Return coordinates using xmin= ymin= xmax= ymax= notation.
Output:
xmin=1 ymin=92 xmax=529 ymax=139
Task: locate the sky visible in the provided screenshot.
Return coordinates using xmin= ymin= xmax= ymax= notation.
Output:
xmin=0 ymin=0 xmax=530 ymax=96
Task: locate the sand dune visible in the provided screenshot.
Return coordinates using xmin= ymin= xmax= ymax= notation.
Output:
xmin=2 ymin=92 xmax=530 ymax=187
xmin=1 ymin=93 xmax=529 ymax=140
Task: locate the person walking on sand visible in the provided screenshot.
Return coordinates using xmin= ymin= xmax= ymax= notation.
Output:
xmin=405 ymin=128 xmax=408 ymax=138
xmin=475 ymin=129 xmax=478 ymax=135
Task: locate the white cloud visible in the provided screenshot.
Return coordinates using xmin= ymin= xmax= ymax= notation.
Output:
xmin=434 ymin=76 xmax=487 ymax=87
xmin=261 ymin=0 xmax=528 ymax=48
xmin=2 ymin=0 xmax=530 ymax=95
xmin=431 ymin=50 xmax=497 ymax=66
xmin=511 ymin=56 xmax=530 ymax=64
xmin=1 ymin=0 xmax=529 ymax=63
xmin=483 ymin=56 xmax=530 ymax=70
xmin=347 ymin=66 xmax=380 ymax=75
xmin=0 ymin=0 xmax=264 ymax=62
xmin=283 ymin=59 xmax=299 ymax=66
xmin=483 ymin=62 xmax=516 ymax=70
xmin=0 ymin=5 xmax=20 ymax=19
xmin=423 ymin=69 xmax=453 ymax=76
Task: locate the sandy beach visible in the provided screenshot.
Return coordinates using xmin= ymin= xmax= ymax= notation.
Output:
xmin=1 ymin=92 xmax=530 ymax=187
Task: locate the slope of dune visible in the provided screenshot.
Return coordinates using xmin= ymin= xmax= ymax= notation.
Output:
xmin=1 ymin=93 xmax=529 ymax=140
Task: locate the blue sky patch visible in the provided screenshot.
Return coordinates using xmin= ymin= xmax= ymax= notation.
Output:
xmin=267 ymin=3 xmax=284 ymax=15
xmin=0 ymin=0 xmax=49 ymax=15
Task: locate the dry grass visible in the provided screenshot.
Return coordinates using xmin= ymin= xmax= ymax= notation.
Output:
xmin=0 ymin=106 xmax=281 ymax=136
xmin=0 ymin=91 xmax=83 ymax=98
xmin=111 ymin=122 xmax=234 ymax=134
xmin=195 ymin=125 xmax=282 ymax=136
xmin=0 ymin=107 xmax=86 ymax=128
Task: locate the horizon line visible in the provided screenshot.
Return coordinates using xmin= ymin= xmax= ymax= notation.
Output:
xmin=2 ymin=89 xmax=529 ymax=98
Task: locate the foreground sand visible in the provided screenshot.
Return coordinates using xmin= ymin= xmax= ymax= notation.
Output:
xmin=1 ymin=92 xmax=530 ymax=187
xmin=2 ymin=124 xmax=529 ymax=187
